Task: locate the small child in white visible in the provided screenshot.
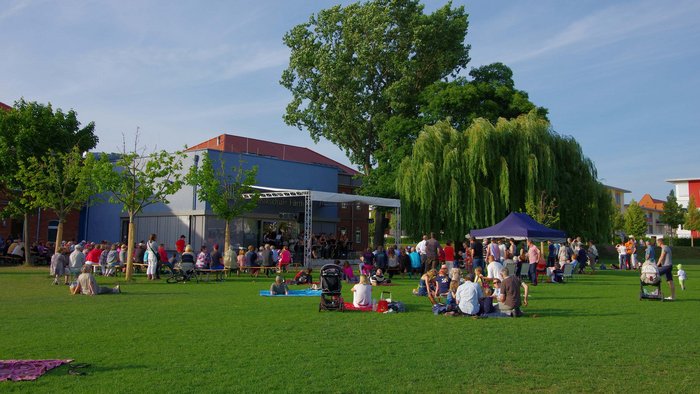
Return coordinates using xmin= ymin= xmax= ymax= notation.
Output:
xmin=676 ymin=264 xmax=687 ymax=290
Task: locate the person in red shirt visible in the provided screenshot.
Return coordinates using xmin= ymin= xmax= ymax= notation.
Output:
xmin=175 ymin=235 xmax=186 ymax=254
xmin=443 ymin=241 xmax=455 ymax=271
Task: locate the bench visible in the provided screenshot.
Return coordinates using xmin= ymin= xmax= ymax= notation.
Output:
xmin=196 ymin=268 xmax=226 ymax=282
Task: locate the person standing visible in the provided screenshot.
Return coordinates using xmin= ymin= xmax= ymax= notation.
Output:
xmin=146 ymin=234 xmax=159 ymax=280
xmin=175 ymin=235 xmax=186 ymax=254
xmin=443 ymin=241 xmax=455 ymax=271
xmin=656 ymin=238 xmax=675 ymax=300
xmin=547 ymin=241 xmax=556 ymax=267
xmin=470 ymin=237 xmax=484 ymax=274
xmin=527 ymin=239 xmax=540 ymax=286
xmin=50 ymin=247 xmax=70 ymax=285
xmin=644 ymin=240 xmax=655 ymax=263
xmin=424 ymin=233 xmax=441 ymax=272
xmin=416 ymin=235 xmax=428 ymax=272
xmin=586 ymin=240 xmax=598 ymax=272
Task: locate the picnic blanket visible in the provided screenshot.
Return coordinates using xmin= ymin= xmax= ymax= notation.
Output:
xmin=343 ymin=302 xmax=373 ymax=311
xmin=259 ymin=289 xmax=322 ymax=297
xmin=0 ymin=359 xmax=73 ymax=381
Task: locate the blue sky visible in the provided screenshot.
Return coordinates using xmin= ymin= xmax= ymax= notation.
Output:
xmin=2 ymin=0 xmax=699 ymax=202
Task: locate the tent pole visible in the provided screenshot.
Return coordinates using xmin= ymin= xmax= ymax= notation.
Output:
xmin=304 ymin=192 xmax=313 ymax=268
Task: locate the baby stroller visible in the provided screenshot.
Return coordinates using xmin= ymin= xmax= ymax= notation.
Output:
xmin=639 ymin=261 xmax=663 ymax=301
xmin=319 ymin=263 xmax=345 ymax=312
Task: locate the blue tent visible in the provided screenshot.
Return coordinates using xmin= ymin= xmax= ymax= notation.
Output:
xmin=469 ymin=212 xmax=567 ymax=242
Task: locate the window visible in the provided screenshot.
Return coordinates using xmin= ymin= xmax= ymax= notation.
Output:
xmin=355 ymin=227 xmax=361 ymax=244
xmin=47 ymin=220 xmax=59 ymax=243
xmin=341 ymin=202 xmax=348 ymax=209
xmin=615 ymin=193 xmax=621 ymax=205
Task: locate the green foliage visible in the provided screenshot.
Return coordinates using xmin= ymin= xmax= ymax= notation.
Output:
xmin=420 ymin=63 xmax=549 ymax=130
xmin=397 ymin=112 xmax=613 ymax=241
xmin=611 ymin=209 xmax=625 ymax=240
xmin=186 ymin=153 xmax=260 ymax=250
xmin=525 ymin=191 xmax=560 ymax=228
xmin=684 ymin=196 xmax=700 ymax=246
xmin=17 ymin=147 xmax=100 ymax=220
xmin=187 ymin=153 xmax=259 ymax=221
xmin=661 ymin=189 xmax=685 ymax=231
xmin=96 ymin=150 xmax=185 ymax=219
xmin=280 ymin=0 xmax=469 ymax=176
xmin=624 ymin=200 xmax=647 ymax=239
xmin=0 ymin=99 xmax=98 ymax=218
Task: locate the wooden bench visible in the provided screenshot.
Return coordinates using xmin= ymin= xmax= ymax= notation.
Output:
xmin=196 ymin=268 xmax=226 ymax=282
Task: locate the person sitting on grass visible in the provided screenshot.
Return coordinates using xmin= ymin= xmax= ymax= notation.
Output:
xmin=351 ymin=275 xmax=372 ymax=308
xmin=71 ymin=265 xmax=120 ymax=296
xmin=413 ymin=269 xmax=437 ymax=304
xmin=342 ymin=261 xmax=357 ymax=283
xmin=452 ymin=273 xmax=482 ymax=317
xmin=270 ymin=276 xmax=289 ymax=295
xmin=294 ymin=268 xmax=313 ymax=285
xmin=486 ymin=255 xmax=505 ymax=281
xmin=360 ymin=255 xmax=374 ymax=276
xmin=445 ymin=280 xmax=459 ymax=312
xmin=548 ymin=262 xmax=564 ymax=283
xmin=370 ymin=268 xmax=389 ymax=286
xmin=435 ymin=265 xmax=451 ymax=297
xmin=496 ymin=267 xmax=528 ymax=317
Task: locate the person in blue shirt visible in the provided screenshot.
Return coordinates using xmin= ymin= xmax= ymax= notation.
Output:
xmin=644 ymin=240 xmax=655 ymax=262
xmin=408 ymin=247 xmax=422 ymax=278
xmin=576 ymin=246 xmax=588 ymax=274
xmin=435 ymin=265 xmax=451 ymax=296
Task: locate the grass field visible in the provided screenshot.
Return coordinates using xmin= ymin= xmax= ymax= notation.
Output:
xmin=1 ymin=260 xmax=699 ymax=393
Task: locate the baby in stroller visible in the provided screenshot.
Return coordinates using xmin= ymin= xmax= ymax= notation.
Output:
xmin=640 ymin=260 xmax=662 ymax=300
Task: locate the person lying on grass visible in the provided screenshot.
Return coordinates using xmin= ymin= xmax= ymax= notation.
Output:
xmin=293 ymin=268 xmax=313 ymax=285
xmin=70 ymin=265 xmax=120 ymax=296
xmin=270 ymin=276 xmax=289 ymax=296
xmin=351 ymin=275 xmax=372 ymax=308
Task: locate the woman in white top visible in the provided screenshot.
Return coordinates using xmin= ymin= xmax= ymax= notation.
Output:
xmin=146 ymin=234 xmax=159 ymax=280
xmin=351 ymin=275 xmax=372 ymax=307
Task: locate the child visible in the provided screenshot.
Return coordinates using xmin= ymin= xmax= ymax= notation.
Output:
xmin=445 ymin=280 xmax=459 ymax=312
xmin=676 ymin=264 xmax=687 ymax=290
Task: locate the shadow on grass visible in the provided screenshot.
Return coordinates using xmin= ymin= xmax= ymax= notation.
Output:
xmin=526 ymin=308 xmax=632 ymax=317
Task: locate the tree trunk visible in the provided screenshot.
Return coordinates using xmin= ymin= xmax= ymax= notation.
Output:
xmin=373 ymin=212 xmax=386 ymax=248
xmin=125 ymin=217 xmax=136 ymax=281
xmin=23 ymin=213 xmax=31 ymax=266
xmin=224 ymin=220 xmax=231 ymax=254
xmin=692 ymin=237 xmax=695 ymax=248
xmin=54 ymin=220 xmax=64 ymax=254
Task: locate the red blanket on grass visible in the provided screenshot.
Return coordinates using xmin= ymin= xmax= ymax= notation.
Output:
xmin=0 ymin=359 xmax=73 ymax=381
xmin=343 ymin=302 xmax=373 ymax=311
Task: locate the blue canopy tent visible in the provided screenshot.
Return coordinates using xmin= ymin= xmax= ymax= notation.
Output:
xmin=469 ymin=212 xmax=567 ymax=242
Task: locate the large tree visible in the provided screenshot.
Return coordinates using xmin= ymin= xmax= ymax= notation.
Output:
xmin=186 ymin=153 xmax=260 ymax=252
xmin=684 ymin=195 xmax=700 ymax=247
xmin=624 ymin=200 xmax=647 ymax=239
xmin=397 ymin=112 xmax=614 ymax=242
xmin=17 ymin=147 xmax=105 ymax=253
xmin=660 ymin=189 xmax=685 ymax=243
xmin=0 ymin=99 xmax=98 ymax=264
xmin=281 ymin=0 xmax=469 ymax=178
xmin=95 ymin=136 xmax=185 ymax=281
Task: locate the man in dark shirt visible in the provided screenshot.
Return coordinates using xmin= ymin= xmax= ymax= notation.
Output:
xmin=498 ymin=267 xmax=529 ymax=317
xmin=424 ymin=232 xmax=441 ymax=271
xmin=470 ymin=237 xmax=484 ymax=273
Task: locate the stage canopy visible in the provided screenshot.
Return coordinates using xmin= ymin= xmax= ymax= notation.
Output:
xmin=469 ymin=212 xmax=566 ymax=242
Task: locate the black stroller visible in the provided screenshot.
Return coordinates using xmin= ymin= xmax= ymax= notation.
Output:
xmin=319 ymin=263 xmax=345 ymax=312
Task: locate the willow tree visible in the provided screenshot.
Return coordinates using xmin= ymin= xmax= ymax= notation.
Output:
xmin=186 ymin=153 xmax=260 ymax=252
xmin=397 ymin=111 xmax=613 ymax=241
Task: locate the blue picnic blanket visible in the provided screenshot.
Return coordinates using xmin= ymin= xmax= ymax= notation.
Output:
xmin=259 ymin=289 xmax=322 ymax=297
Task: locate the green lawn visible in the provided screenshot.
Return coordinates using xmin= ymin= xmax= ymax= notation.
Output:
xmin=1 ymin=260 xmax=699 ymax=393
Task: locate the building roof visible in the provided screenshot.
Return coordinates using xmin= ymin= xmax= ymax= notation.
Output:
xmin=666 ymin=178 xmax=700 ymax=183
xmin=603 ymin=184 xmax=631 ymax=193
xmin=0 ymin=102 xmax=11 ymax=111
xmin=186 ymin=134 xmax=359 ymax=176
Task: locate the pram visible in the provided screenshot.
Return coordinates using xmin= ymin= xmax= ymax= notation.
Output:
xmin=319 ymin=263 xmax=345 ymax=312
xmin=639 ymin=261 xmax=663 ymax=301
